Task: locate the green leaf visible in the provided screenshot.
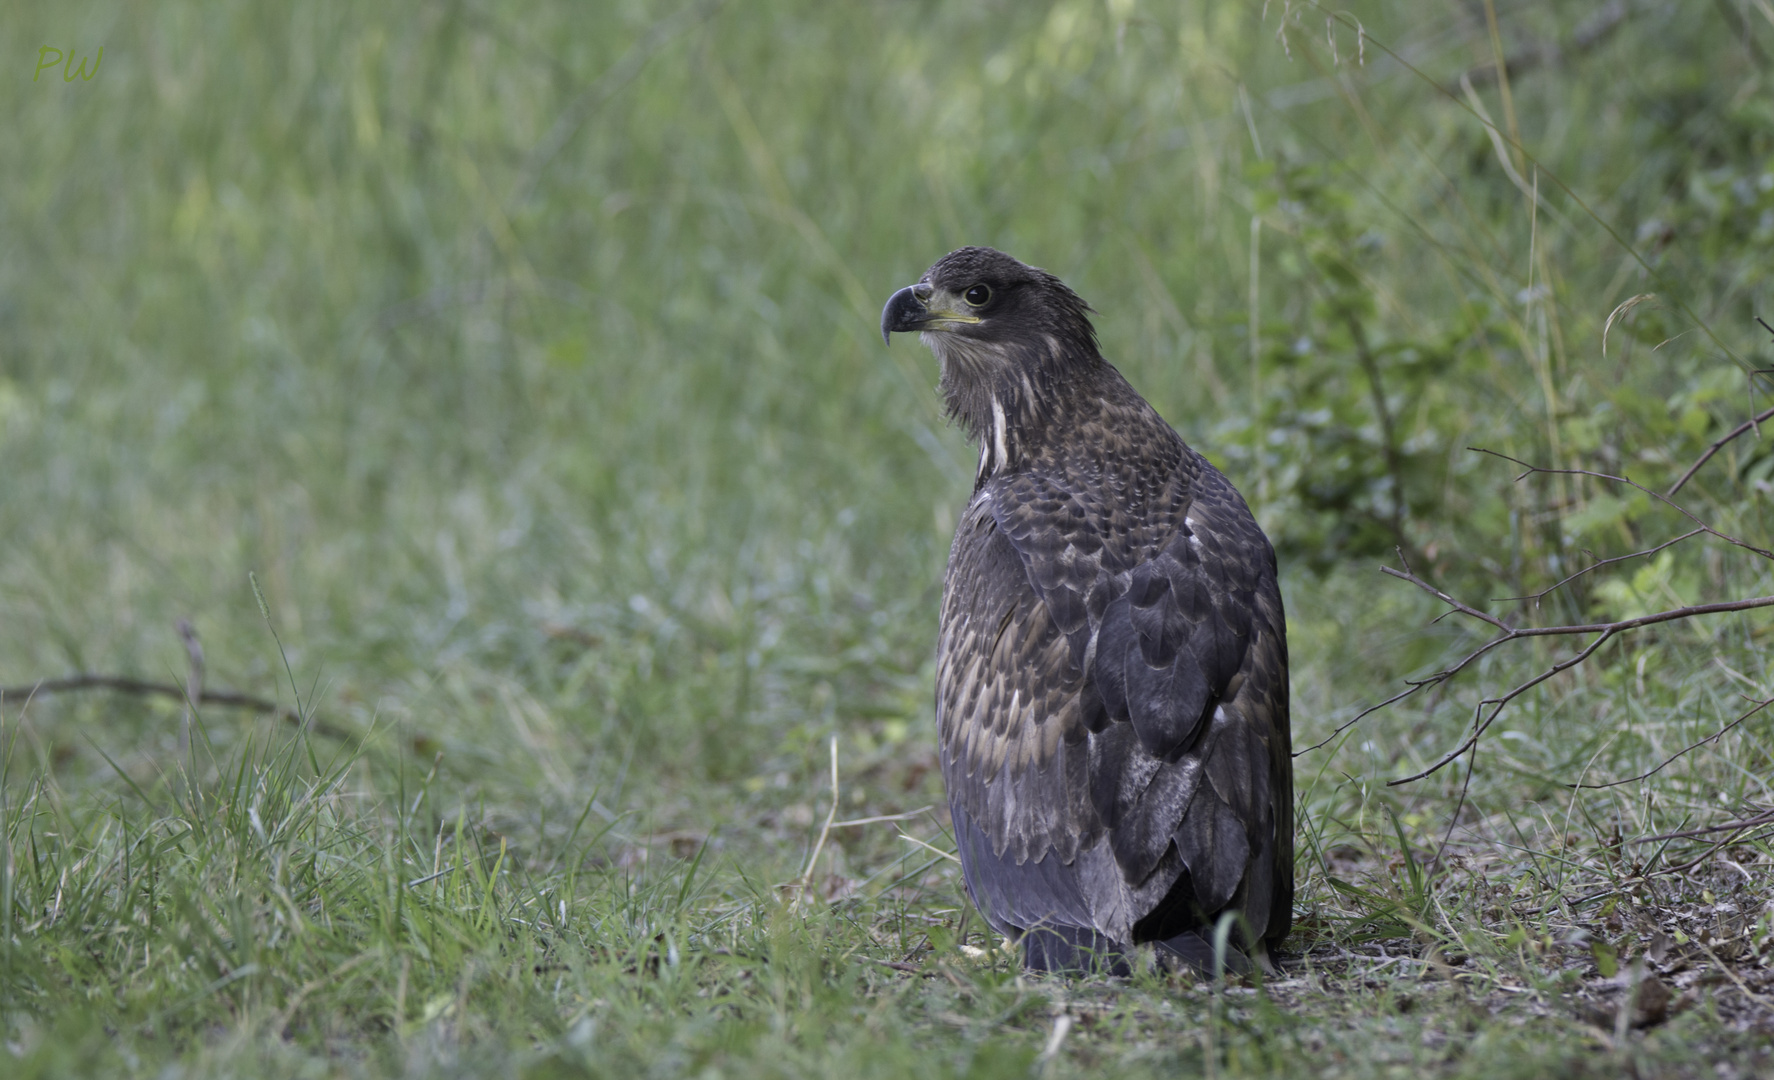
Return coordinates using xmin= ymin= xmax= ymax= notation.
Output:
xmin=1591 ymin=939 xmax=1619 ymax=978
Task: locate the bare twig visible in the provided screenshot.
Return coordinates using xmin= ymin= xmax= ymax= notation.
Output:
xmin=1328 ymin=438 xmax=1774 ymax=784
xmin=0 ymin=674 xmax=297 ymax=722
xmin=1638 ymin=808 xmax=1774 ymax=877
xmin=1388 ymin=565 xmax=1774 ymax=642
xmin=1638 ymin=807 xmax=1774 ymax=844
xmin=1572 ymin=696 xmax=1774 ymax=789
xmin=1294 ymin=684 xmax=1421 ymax=756
xmin=1495 ymin=529 xmax=1705 ymax=604
xmin=1470 ymin=447 xmax=1774 ymax=562
xmin=1434 ymin=741 xmax=1478 ymax=866
xmin=0 ymin=673 xmax=353 ymax=744
xmin=1381 ymin=558 xmax=1774 ymax=785
xmin=1386 ymin=621 xmax=1622 ymax=786
xmin=1381 ymin=564 xmax=1510 ymax=632
xmin=1665 ymin=319 xmax=1774 ymax=495
xmin=1303 ymin=472 xmax=1771 ymax=763
xmin=1666 ymin=404 xmax=1774 ymax=498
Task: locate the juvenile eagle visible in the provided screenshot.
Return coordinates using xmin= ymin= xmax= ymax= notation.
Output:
xmin=882 ymin=247 xmax=1292 ymax=974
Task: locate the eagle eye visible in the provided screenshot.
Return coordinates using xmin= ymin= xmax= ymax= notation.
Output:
xmin=963 ymin=283 xmax=992 ymax=307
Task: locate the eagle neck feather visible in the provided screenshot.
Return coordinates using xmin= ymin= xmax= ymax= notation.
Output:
xmin=938 ymin=334 xmax=1109 ymax=480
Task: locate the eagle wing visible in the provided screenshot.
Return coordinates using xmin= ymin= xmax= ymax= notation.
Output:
xmin=937 ymin=449 xmax=1292 ymax=944
xmin=937 ymin=495 xmax=1103 ymax=934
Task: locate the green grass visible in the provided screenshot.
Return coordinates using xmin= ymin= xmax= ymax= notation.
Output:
xmin=4 ymin=0 xmax=1774 ymax=1076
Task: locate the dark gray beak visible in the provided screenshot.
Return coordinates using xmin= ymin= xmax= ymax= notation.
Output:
xmin=880 ymin=283 xmax=932 ymax=345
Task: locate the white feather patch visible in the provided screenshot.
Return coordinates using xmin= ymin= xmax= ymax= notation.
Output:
xmin=991 ymin=395 xmax=1009 ymax=471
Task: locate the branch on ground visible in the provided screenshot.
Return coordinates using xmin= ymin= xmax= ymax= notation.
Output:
xmin=0 ymin=673 xmax=350 ymax=740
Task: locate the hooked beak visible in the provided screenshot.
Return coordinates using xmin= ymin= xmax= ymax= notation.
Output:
xmin=880 ymin=283 xmax=930 ymax=344
xmin=880 ymin=281 xmax=978 ymax=344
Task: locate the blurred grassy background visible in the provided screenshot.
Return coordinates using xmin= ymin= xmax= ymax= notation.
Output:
xmin=4 ymin=1 xmax=1774 ymax=1076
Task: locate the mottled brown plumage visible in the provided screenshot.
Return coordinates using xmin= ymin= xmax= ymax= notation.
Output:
xmin=882 ymin=248 xmax=1292 ymax=974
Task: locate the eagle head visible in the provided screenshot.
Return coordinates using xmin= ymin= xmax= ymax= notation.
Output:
xmin=881 ymin=247 xmax=1100 ymax=446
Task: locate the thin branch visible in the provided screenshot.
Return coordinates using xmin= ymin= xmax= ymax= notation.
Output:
xmin=1664 ymin=316 xmax=1774 ymax=495
xmin=1643 ymin=816 xmax=1774 ymax=876
xmin=1470 ymin=447 xmax=1774 ymax=562
xmin=1374 ymin=560 xmax=1774 ymax=785
xmin=1383 ymin=561 xmax=1774 ymax=651
xmin=1334 ymin=441 xmax=1774 ymax=781
xmin=1408 ymin=586 xmax=1774 ymax=640
xmin=1434 ymin=740 xmax=1478 ymax=866
xmin=1 ymin=675 xmax=296 ymax=722
xmin=0 ymin=673 xmax=355 ymax=743
xmin=1637 ymin=807 xmax=1774 ymax=844
xmin=1666 ymin=404 xmax=1774 ymax=497
xmin=1380 ymin=565 xmax=1510 ymax=631
xmin=1494 ymin=529 xmax=1705 ymax=604
xmin=1389 ymin=627 xmax=1621 ymax=786
xmin=1294 ymin=684 xmax=1421 ymax=756
xmin=1571 ymin=696 xmax=1774 ymax=790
